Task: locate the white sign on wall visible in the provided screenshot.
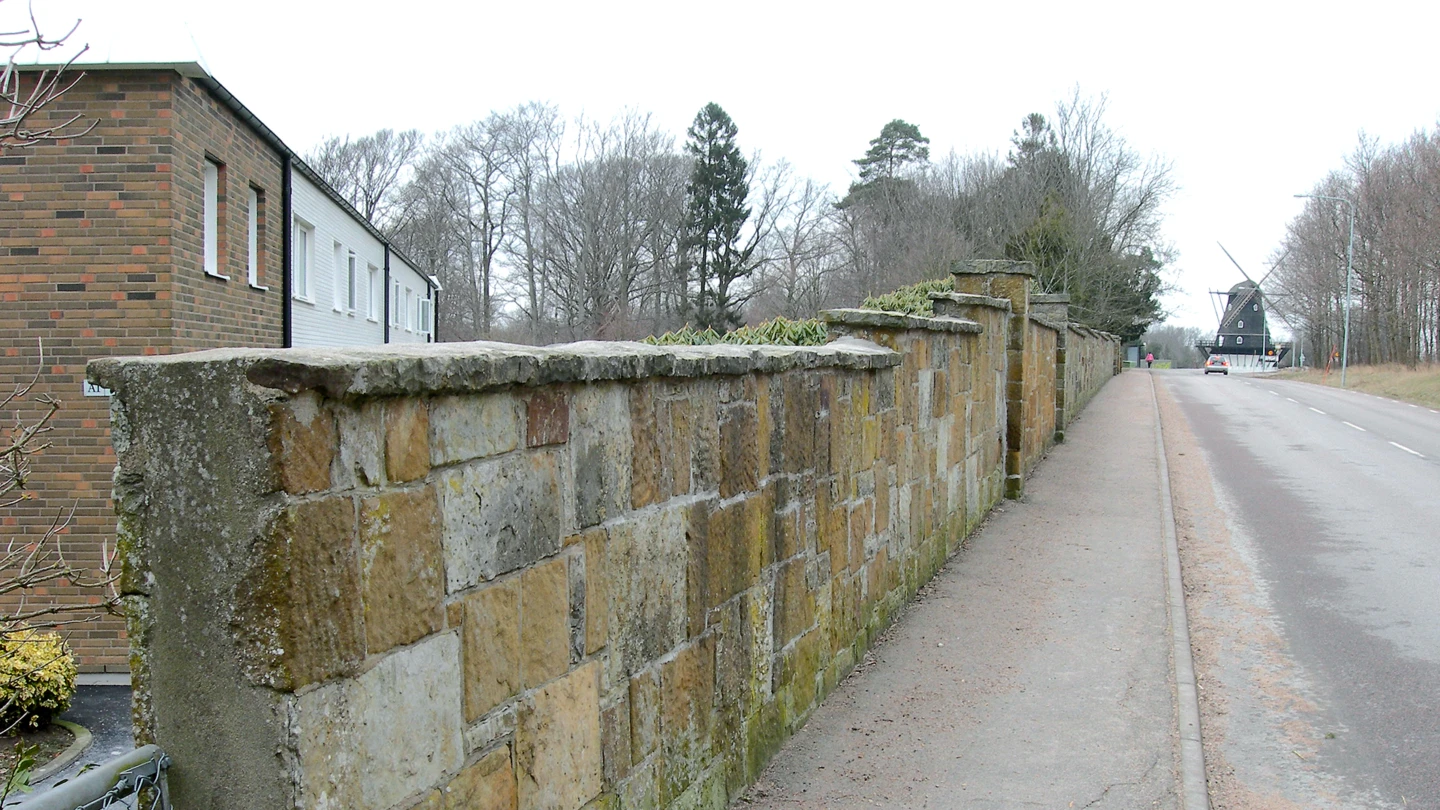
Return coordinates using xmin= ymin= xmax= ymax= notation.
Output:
xmin=82 ymin=381 xmax=112 ymax=398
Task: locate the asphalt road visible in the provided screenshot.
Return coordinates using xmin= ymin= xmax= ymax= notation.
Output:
xmin=1159 ymin=370 xmax=1440 ymax=808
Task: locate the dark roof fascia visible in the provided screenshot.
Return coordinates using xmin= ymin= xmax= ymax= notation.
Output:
xmin=18 ymin=61 xmax=435 ymax=293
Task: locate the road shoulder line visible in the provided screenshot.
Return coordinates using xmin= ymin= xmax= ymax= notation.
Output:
xmin=1150 ymin=373 xmax=1211 ymax=810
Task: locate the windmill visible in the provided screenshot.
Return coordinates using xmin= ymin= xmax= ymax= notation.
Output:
xmin=1195 ymin=244 xmax=1293 ymax=369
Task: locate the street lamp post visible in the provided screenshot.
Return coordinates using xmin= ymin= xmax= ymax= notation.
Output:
xmin=1294 ymin=193 xmax=1355 ymax=388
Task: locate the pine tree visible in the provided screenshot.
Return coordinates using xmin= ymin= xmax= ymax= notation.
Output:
xmin=684 ymin=103 xmax=753 ymax=331
xmin=855 ymin=119 xmax=930 ymax=184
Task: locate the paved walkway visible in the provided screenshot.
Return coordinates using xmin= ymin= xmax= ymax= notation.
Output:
xmin=741 ymin=371 xmax=1181 ymax=809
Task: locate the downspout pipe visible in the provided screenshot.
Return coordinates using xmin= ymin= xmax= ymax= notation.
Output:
xmin=383 ymin=245 xmax=391 ymax=344
xmin=281 ymin=154 xmax=293 ymax=348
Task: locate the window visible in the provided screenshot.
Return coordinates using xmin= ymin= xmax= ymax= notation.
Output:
xmin=203 ymin=159 xmax=224 ymax=278
xmin=1236 ymin=336 xmax=1244 ymax=344
xmin=419 ymin=297 xmax=432 ymax=336
xmin=404 ymin=287 xmax=414 ymax=331
xmin=367 ymin=265 xmax=381 ymax=321
xmin=391 ymin=280 xmax=402 ymax=327
xmin=1253 ymin=303 xmax=1259 ymax=311
xmin=347 ymin=251 xmax=358 ymax=313
xmin=1218 ymin=336 xmax=1225 ymax=346
xmin=333 ymin=243 xmax=345 ymax=311
xmin=1237 ymin=320 xmax=1244 ymax=329
xmin=293 ymin=220 xmax=313 ymax=300
xmin=247 ymin=187 xmax=265 ymax=288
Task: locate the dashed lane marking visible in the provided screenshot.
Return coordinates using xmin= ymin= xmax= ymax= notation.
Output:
xmin=1390 ymin=442 xmax=1425 ymax=458
xmin=1309 ymin=407 xmax=1326 ymax=414
xmin=1286 ymin=398 xmax=1299 ymax=403
xmin=1343 ymin=422 xmax=1366 ymax=432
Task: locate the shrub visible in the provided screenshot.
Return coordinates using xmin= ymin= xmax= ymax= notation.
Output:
xmin=0 ymin=629 xmax=78 ymax=731
xmin=645 ymin=317 xmax=830 ymax=347
xmin=860 ymin=278 xmax=954 ymax=317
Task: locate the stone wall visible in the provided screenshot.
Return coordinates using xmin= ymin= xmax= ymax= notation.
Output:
xmin=1063 ymin=324 xmax=1122 ymax=429
xmin=90 ymin=261 xmax=1120 ymax=810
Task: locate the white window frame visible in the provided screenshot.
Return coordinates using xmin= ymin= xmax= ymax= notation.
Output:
xmin=419 ymin=296 xmax=432 ymax=336
xmin=332 ymin=242 xmax=345 ymax=312
xmin=367 ymin=264 xmax=381 ymax=321
xmin=347 ymin=251 xmax=359 ymax=314
xmin=404 ymin=286 xmax=414 ymax=332
xmin=293 ymin=219 xmax=314 ymax=302
xmin=247 ymin=187 xmax=265 ymax=289
xmin=203 ymin=159 xmax=225 ymax=278
xmin=392 ymin=280 xmax=402 ymax=327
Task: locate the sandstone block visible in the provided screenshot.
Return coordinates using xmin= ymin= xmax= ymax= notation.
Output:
xmin=430 ymin=393 xmax=522 ymax=466
xmin=386 ymin=398 xmax=431 ymax=483
xmin=294 ymin=633 xmax=463 ymax=810
xmin=527 ymin=389 xmax=569 ymax=447
xmin=268 ymin=393 xmax=335 ymax=495
xmin=450 ymin=580 xmax=520 ymax=722
xmin=601 ymin=695 xmax=632 ymax=784
xmin=718 ymin=403 xmax=758 ymax=499
xmin=333 ymin=401 xmax=385 ymax=489
xmin=628 ymin=668 xmax=660 ymax=763
xmin=233 ymin=497 xmax=363 ymax=690
xmin=360 ymin=487 xmax=445 ymax=655
xmin=443 ymin=746 xmax=517 ymax=810
xmin=579 ymin=529 xmax=609 ymax=655
xmin=773 ymin=555 xmax=814 ymax=648
xmin=521 ymin=556 xmax=571 ymax=688
xmin=572 ymin=385 xmax=632 ymax=528
xmin=516 ymin=661 xmax=603 ymax=810
xmin=607 ymin=508 xmax=687 ymax=673
xmin=440 ymin=450 xmax=562 ymax=592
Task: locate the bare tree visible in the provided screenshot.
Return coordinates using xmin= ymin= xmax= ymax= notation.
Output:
xmin=0 ymin=1 xmax=93 ymax=150
xmin=306 ymin=128 xmax=423 ymax=226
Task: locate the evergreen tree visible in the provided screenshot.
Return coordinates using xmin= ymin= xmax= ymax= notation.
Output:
xmin=856 ymin=119 xmax=931 ymax=183
xmin=683 ymin=103 xmax=753 ymax=331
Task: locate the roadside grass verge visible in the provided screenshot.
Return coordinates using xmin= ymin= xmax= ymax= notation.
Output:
xmin=1278 ymin=363 xmax=1440 ymax=409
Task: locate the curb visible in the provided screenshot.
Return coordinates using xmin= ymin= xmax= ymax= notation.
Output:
xmin=1149 ymin=374 xmax=1210 ymax=810
xmin=29 ymin=720 xmax=92 ymax=784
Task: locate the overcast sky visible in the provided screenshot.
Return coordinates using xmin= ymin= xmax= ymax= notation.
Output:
xmin=18 ymin=0 xmax=1440 ymax=335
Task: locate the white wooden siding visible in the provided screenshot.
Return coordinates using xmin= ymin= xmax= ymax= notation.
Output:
xmin=289 ymin=170 xmax=432 ymax=347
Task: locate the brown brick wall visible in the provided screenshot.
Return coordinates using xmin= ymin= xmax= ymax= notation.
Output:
xmin=0 ymin=68 xmax=284 ymax=671
xmin=167 ymin=76 xmax=282 ymax=351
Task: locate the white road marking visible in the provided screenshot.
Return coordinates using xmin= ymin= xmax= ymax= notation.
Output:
xmin=1269 ymin=391 xmax=1280 ymax=396
xmin=1309 ymin=407 xmax=1326 ymax=414
xmin=1431 ymin=410 xmax=1439 ymax=414
xmin=1343 ymin=421 xmax=1366 ymax=432
xmin=1390 ymin=442 xmax=1425 ymax=458
xmin=1408 ymin=403 xmax=1419 ymax=408
xmin=1286 ymin=398 xmax=1299 ymax=403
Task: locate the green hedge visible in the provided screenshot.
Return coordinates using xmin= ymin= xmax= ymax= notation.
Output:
xmin=645 ymin=317 xmax=829 ymax=347
xmin=859 ymin=278 xmax=953 ymax=317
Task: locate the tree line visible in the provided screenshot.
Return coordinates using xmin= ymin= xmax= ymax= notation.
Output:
xmin=1276 ymin=131 xmax=1440 ymax=365
xmin=306 ymin=91 xmax=1173 ymax=344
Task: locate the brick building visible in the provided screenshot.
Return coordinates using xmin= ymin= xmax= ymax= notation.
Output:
xmin=0 ymin=62 xmax=438 ymax=677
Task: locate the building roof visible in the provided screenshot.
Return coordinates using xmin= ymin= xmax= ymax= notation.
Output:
xmin=16 ymin=61 xmax=439 ymax=292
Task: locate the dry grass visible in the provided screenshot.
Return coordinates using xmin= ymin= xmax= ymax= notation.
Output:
xmin=1277 ymin=363 xmax=1440 ymax=409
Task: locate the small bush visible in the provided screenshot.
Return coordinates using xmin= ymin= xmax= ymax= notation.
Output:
xmin=860 ymin=278 xmax=954 ymax=317
xmin=645 ymin=317 xmax=830 ymax=347
xmin=0 ymin=629 xmax=78 ymax=731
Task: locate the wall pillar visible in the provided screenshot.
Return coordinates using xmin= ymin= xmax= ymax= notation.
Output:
xmin=950 ymin=260 xmax=1035 ymax=499
xmin=1030 ymin=294 xmax=1071 ymax=443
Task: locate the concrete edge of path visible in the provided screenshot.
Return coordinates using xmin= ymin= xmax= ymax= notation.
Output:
xmin=1150 ymin=373 xmax=1210 ymax=810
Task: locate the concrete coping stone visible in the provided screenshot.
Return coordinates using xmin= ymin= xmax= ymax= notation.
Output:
xmin=1028 ymin=313 xmax=1068 ymax=332
xmin=1030 ymin=293 xmax=1072 ymax=304
xmin=821 ymin=308 xmax=984 ymax=334
xmin=1065 ymin=323 xmax=1121 ymax=342
xmin=927 ymin=292 xmax=1012 ymax=311
xmin=88 ymin=337 xmax=902 ymax=401
xmin=949 ymin=258 xmax=1036 ymax=277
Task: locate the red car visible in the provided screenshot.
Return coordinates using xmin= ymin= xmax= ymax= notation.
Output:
xmin=1204 ymin=355 xmax=1229 ymax=375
